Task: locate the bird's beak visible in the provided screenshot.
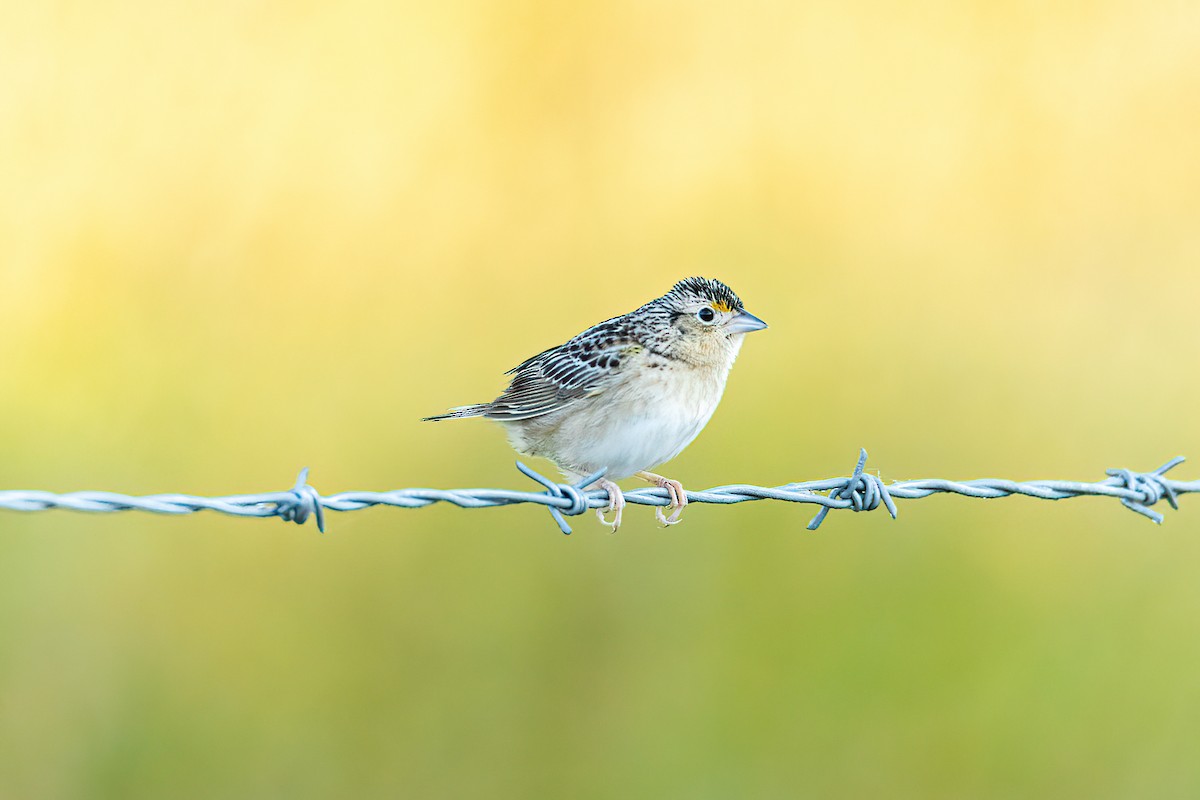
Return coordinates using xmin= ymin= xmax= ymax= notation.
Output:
xmin=726 ymin=310 xmax=768 ymax=334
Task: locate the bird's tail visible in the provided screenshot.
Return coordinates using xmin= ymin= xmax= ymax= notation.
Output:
xmin=422 ymin=404 xmax=490 ymax=422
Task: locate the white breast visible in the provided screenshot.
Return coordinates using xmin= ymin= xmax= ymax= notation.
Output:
xmin=536 ymin=360 xmax=732 ymax=479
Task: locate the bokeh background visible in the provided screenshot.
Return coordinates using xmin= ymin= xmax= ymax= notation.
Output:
xmin=2 ymin=1 xmax=1199 ymax=797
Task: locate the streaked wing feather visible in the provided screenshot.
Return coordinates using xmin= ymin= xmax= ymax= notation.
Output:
xmin=484 ymin=319 xmax=639 ymax=421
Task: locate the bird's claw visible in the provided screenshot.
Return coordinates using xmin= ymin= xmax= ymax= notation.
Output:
xmin=593 ymin=478 xmax=625 ymax=533
xmin=654 ymin=506 xmax=683 ymax=526
xmin=596 ymin=506 xmax=622 ymax=532
xmin=649 ymin=475 xmax=688 ymax=528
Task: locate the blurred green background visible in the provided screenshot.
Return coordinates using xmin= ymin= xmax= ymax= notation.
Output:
xmin=2 ymin=1 xmax=1199 ymax=797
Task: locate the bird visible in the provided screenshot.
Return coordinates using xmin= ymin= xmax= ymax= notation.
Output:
xmin=423 ymin=277 xmax=767 ymax=531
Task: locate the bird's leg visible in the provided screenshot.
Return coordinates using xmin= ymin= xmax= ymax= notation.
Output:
xmin=591 ymin=477 xmax=626 ymax=533
xmin=636 ymin=471 xmax=688 ymax=526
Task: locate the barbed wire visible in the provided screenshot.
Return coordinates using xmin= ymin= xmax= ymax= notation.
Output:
xmin=1 ymin=450 xmax=1195 ymax=534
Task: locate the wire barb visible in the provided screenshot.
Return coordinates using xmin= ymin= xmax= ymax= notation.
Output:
xmin=0 ymin=453 xmax=1195 ymax=533
xmin=276 ymin=468 xmax=326 ymax=532
xmin=806 ymin=449 xmax=897 ymax=531
xmin=1104 ymin=456 xmax=1185 ymax=524
xmin=515 ymin=462 xmax=605 ymax=535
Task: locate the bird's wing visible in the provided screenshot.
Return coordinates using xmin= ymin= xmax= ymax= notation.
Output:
xmin=484 ymin=320 xmax=642 ymax=421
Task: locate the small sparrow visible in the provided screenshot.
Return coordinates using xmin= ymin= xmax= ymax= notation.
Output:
xmin=424 ymin=277 xmax=767 ymax=530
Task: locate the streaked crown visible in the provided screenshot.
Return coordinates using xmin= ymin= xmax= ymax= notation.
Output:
xmin=664 ymin=277 xmax=744 ymax=314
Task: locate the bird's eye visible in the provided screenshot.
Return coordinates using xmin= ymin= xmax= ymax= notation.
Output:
xmin=697 ymin=307 xmax=716 ymax=323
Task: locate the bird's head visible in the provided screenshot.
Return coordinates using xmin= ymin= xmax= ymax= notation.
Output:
xmin=652 ymin=277 xmax=767 ymax=364
xmin=663 ymin=276 xmax=767 ymax=335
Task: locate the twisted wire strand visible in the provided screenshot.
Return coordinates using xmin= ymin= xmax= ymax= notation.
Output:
xmin=1 ymin=451 xmax=1195 ymax=535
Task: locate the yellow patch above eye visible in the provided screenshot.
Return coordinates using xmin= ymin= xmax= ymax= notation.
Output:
xmin=711 ymin=301 xmax=733 ymax=313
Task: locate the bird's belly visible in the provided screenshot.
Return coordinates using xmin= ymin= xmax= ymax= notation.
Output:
xmin=542 ymin=368 xmax=725 ymax=479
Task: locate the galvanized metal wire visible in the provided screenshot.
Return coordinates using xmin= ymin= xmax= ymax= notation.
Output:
xmin=1 ymin=451 xmax=1195 ymax=534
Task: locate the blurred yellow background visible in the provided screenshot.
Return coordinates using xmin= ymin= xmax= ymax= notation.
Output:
xmin=2 ymin=1 xmax=1199 ymax=796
